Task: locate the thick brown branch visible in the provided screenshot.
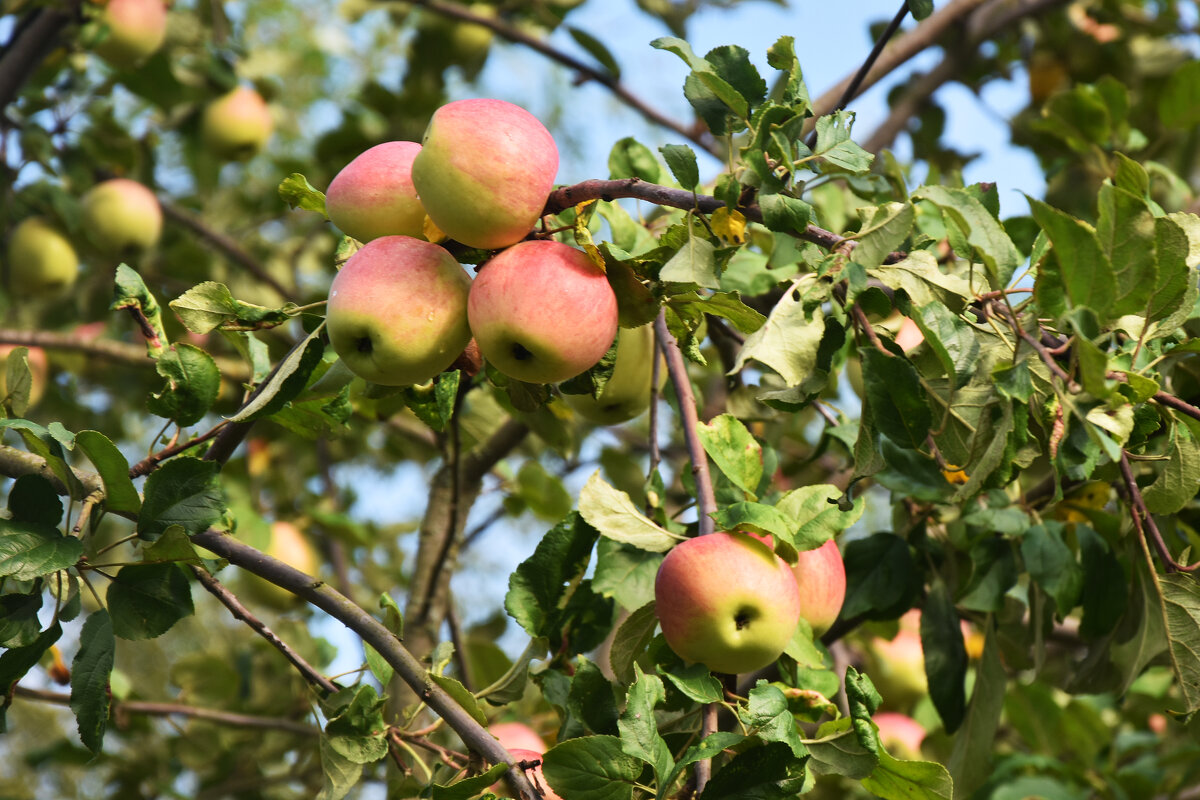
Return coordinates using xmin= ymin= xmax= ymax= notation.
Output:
xmin=0 ymin=2 xmax=82 ymax=109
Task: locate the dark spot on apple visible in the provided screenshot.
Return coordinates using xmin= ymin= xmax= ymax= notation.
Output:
xmin=512 ymin=342 xmax=533 ymax=361
xmin=356 ymin=336 xmax=373 ymax=354
xmin=735 ymin=607 xmax=757 ymax=630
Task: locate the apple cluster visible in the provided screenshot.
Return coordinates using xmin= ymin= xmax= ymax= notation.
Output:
xmin=324 ymin=98 xmax=649 ymax=417
xmin=654 ymin=533 xmax=846 ymax=675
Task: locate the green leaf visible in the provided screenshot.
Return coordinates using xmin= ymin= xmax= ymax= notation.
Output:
xmin=871 ymin=251 xmax=972 ymax=310
xmin=861 ymin=748 xmax=954 ymax=800
xmin=765 ymin=36 xmax=810 ymax=109
xmin=814 ymin=111 xmax=873 ymax=172
xmin=1096 ymin=182 xmax=1157 ymax=317
xmin=807 ymin=717 xmax=876 ymax=779
xmin=1028 ymin=197 xmax=1115 ymax=321
xmin=909 ymin=0 xmax=933 ymax=20
xmin=663 ymin=731 xmax=746 ymax=792
xmin=3 ymin=347 xmax=35 ymax=418
xmin=1142 ymin=426 xmax=1200 ymax=514
xmin=170 ymin=281 xmax=295 ymax=334
xmin=323 ymin=684 xmax=389 ymax=763
xmin=317 ymin=734 xmax=362 ymax=800
xmin=7 ymin=473 xmax=62 ymax=526
xmin=861 ymin=348 xmax=931 ymax=450
xmin=593 ymin=538 xmax=662 ymax=612
xmin=278 ymin=172 xmax=328 ymax=216
xmin=505 ymin=513 xmax=604 ymax=641
xmin=668 ymin=291 xmax=766 ymax=335
xmin=742 ymin=681 xmax=808 ymax=758
xmin=75 ymin=430 xmax=141 ymax=514
xmin=920 ymin=582 xmax=967 ymax=732
xmin=733 ymin=290 xmax=825 ymax=385
xmin=146 ymin=343 xmax=221 ymax=427
xmin=228 ymin=323 xmax=327 ymax=422
xmin=0 ymin=520 xmax=83 ymax=580
xmin=906 ymin=300 xmax=979 ymax=385
xmin=659 ymin=662 xmax=723 ymax=704
xmin=914 ymin=186 xmax=1020 ymax=291
xmin=841 ymin=533 xmax=919 ymax=620
xmin=947 ymin=627 xmax=1006 ymax=798
xmin=696 ymin=414 xmax=762 ymax=498
xmin=659 ymin=144 xmax=699 ymax=189
xmin=430 ymin=764 xmax=507 ymax=800
xmin=541 ymin=735 xmax=642 ymax=800
xmin=107 ymin=563 xmax=194 ymax=640
xmin=607 ymin=601 xmax=658 ymax=685
xmin=618 ymin=666 xmax=673 ymax=783
xmin=758 ymin=192 xmax=813 ymax=235
xmin=515 ymin=460 xmax=572 ymax=522
xmin=660 ymin=230 xmax=719 ymax=289
xmin=110 ymin=264 xmax=168 ymax=357
xmin=709 ymin=502 xmax=795 ymax=543
xmin=578 ymin=472 xmax=678 ymax=553
xmin=566 ymin=25 xmax=621 ymax=77
xmin=0 ymin=590 xmax=43 ymax=648
xmin=429 ymin=673 xmax=488 ymax=728
xmin=0 ymin=623 xmax=61 ymax=709
xmin=1161 ymin=572 xmax=1200 ymax=713
xmin=1158 ymin=59 xmax=1200 ymax=128
xmin=608 ymin=137 xmax=661 ymax=183
xmin=1 ymin=419 xmax=84 ymax=500
xmin=137 ymin=456 xmax=224 ymax=542
xmin=777 ymin=484 xmax=865 ymax=551
xmin=70 ymin=610 xmax=115 ymax=753
xmin=698 ymin=741 xmax=808 ymax=800
xmin=852 ymin=202 xmax=914 ymax=270
xmin=1021 ymin=524 xmax=1083 ymax=614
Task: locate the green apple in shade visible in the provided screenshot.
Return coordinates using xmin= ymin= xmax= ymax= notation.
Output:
xmin=201 ymin=86 xmax=273 ymax=160
xmin=326 ymin=141 xmax=426 ymax=243
xmin=411 ymin=98 xmax=558 ymax=249
xmin=488 ymin=722 xmax=547 ymax=754
xmin=654 ymin=531 xmax=802 ymax=675
xmin=242 ymin=521 xmax=319 ymax=609
xmin=873 ymin=712 xmax=926 ymax=760
xmin=495 ymin=748 xmax=562 ymax=800
xmin=93 ymin=0 xmax=168 ymax=69
xmin=791 ymin=538 xmax=846 ymax=636
xmin=564 ymin=322 xmax=666 ymax=424
xmin=326 ymin=236 xmax=472 ymax=386
xmin=6 ymin=217 xmax=80 ymax=297
xmin=81 ymin=178 xmax=163 ymax=255
xmin=468 ymin=240 xmax=618 ymax=385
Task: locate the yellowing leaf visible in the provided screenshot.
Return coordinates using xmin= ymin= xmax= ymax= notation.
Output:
xmin=572 ymin=201 xmax=607 ymax=273
xmin=941 ymin=466 xmax=969 ymax=485
xmin=711 ymin=207 xmax=747 ymax=244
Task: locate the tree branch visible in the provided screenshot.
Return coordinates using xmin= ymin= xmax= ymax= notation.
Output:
xmin=0 ymin=328 xmax=249 ymax=380
xmin=1118 ymin=451 xmax=1199 ymax=574
xmin=0 ymin=2 xmax=82 ymax=110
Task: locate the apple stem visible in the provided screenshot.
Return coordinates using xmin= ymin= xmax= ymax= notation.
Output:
xmin=654 ymin=311 xmax=717 ymax=535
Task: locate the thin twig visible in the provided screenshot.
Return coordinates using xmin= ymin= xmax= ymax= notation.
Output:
xmin=128 ymin=421 xmax=230 ymax=478
xmin=1118 ymin=451 xmax=1199 ymax=574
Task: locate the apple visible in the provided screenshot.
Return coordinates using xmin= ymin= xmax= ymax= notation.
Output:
xmin=496 ymin=748 xmax=562 ymax=800
xmin=201 ymin=86 xmax=273 ymax=160
xmin=863 ymin=609 xmax=926 ymax=705
xmin=0 ymin=346 xmax=49 ymax=409
xmin=411 ymin=98 xmax=558 ymax=249
xmin=6 ymin=216 xmax=80 ymax=297
xmin=655 ymin=531 xmax=802 ymax=675
xmin=791 ymin=538 xmax=845 ymax=636
xmin=242 ymin=521 xmax=319 ymax=609
xmin=80 ymin=178 xmax=163 ymax=255
xmin=468 ymin=240 xmax=618 ymax=384
xmin=488 ymin=721 xmax=547 ymax=754
xmin=874 ymin=712 xmax=925 ymax=759
xmin=326 ymin=235 xmax=472 ymax=386
xmin=564 ymin=323 xmax=665 ymax=424
xmin=92 ymin=0 xmax=168 ymax=69
xmin=325 ymin=141 xmax=427 ymax=243
xmin=894 ymin=317 xmax=924 ymax=352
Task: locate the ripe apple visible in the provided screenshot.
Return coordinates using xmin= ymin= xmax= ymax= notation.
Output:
xmin=564 ymin=323 xmax=665 ymax=424
xmin=92 ymin=0 xmax=168 ymax=69
xmin=201 ymin=86 xmax=273 ymax=160
xmin=411 ymin=98 xmax=558 ymax=249
xmin=242 ymin=521 xmax=319 ymax=609
xmin=488 ymin=721 xmax=547 ymax=754
xmin=655 ymin=531 xmax=802 ymax=675
xmin=0 ymin=345 xmax=49 ymax=409
xmin=873 ymin=712 xmax=925 ymax=759
xmin=80 ymin=178 xmax=163 ymax=255
xmin=468 ymin=240 xmax=618 ymax=384
xmin=495 ymin=748 xmax=562 ymax=800
xmin=326 ymin=236 xmax=472 ymax=386
xmin=862 ymin=609 xmax=927 ymax=705
xmin=791 ymin=538 xmax=845 ymax=636
xmin=6 ymin=217 xmax=80 ymax=297
xmin=894 ymin=317 xmax=924 ymax=352
xmin=325 ymin=141 xmax=426 ymax=243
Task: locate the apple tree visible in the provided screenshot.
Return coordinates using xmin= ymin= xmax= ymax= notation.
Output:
xmin=2 ymin=1 xmax=1200 ymax=798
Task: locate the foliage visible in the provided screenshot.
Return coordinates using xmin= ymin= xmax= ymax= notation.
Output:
xmin=2 ymin=1 xmax=1200 ymax=799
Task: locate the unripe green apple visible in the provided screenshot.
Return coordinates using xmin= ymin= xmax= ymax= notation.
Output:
xmin=791 ymin=538 xmax=845 ymax=636
xmin=655 ymin=531 xmax=802 ymax=675
xmin=412 ymin=98 xmax=558 ymax=249
xmin=873 ymin=712 xmax=925 ymax=760
xmin=564 ymin=323 xmax=665 ymax=424
xmin=468 ymin=240 xmax=618 ymax=384
xmin=6 ymin=217 xmax=80 ymax=297
xmin=0 ymin=345 xmax=49 ymax=409
xmin=326 ymin=141 xmax=426 ymax=242
xmin=92 ymin=0 xmax=168 ymax=69
xmin=80 ymin=178 xmax=163 ymax=255
xmin=243 ymin=521 xmax=319 ymax=609
xmin=326 ymin=236 xmax=472 ymax=386
xmin=201 ymin=86 xmax=273 ymax=160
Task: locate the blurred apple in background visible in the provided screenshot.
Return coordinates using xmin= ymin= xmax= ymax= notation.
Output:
xmin=92 ymin=0 xmax=168 ymax=69
xmin=241 ymin=521 xmax=319 ymax=609
xmin=81 ymin=178 xmax=163 ymax=255
xmin=488 ymin=721 xmax=547 ymax=754
xmin=6 ymin=217 xmax=80 ymax=297
xmin=202 ymin=86 xmax=273 ymax=160
xmin=874 ymin=712 xmax=926 ymax=760
xmin=564 ymin=322 xmax=664 ymax=424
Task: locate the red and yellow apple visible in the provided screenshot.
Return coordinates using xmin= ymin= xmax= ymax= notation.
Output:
xmin=468 ymin=240 xmax=618 ymax=384
xmin=326 ymin=236 xmax=472 ymax=386
xmin=655 ymin=531 xmax=802 ymax=675
xmin=6 ymin=217 xmax=80 ymax=297
xmin=80 ymin=178 xmax=163 ymax=255
xmin=488 ymin=721 xmax=547 ymax=754
xmin=863 ymin=609 xmax=927 ymax=705
xmin=411 ymin=98 xmax=558 ymax=249
xmin=326 ymin=141 xmax=426 ymax=243
xmin=243 ymin=521 xmax=319 ymax=609
xmin=791 ymin=538 xmax=845 ymax=636
xmin=92 ymin=0 xmax=168 ymax=69
xmin=564 ymin=323 xmax=664 ymax=424
xmin=874 ymin=712 xmax=925 ymax=760
xmin=202 ymin=86 xmax=273 ymax=160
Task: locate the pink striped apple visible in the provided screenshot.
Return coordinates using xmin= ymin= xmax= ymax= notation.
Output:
xmin=791 ymin=538 xmax=846 ymax=636
xmin=93 ymin=0 xmax=168 ymax=69
xmin=326 ymin=142 xmax=426 ymax=242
